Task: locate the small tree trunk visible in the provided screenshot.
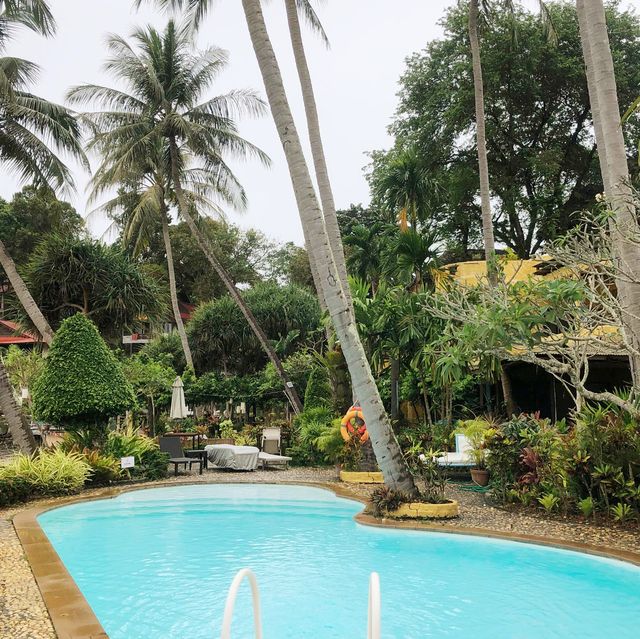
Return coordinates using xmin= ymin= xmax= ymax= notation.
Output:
xmin=500 ymin=362 xmax=516 ymax=417
xmin=390 ymin=357 xmax=400 ymax=420
xmin=0 ymin=359 xmax=36 ymax=454
xmin=0 ymin=239 xmax=54 ymax=346
xmin=468 ymin=0 xmax=497 ymax=285
xmin=242 ymin=0 xmax=417 ymax=496
xmin=168 ymin=140 xmax=303 ymax=415
xmin=161 ymin=215 xmax=195 ymax=371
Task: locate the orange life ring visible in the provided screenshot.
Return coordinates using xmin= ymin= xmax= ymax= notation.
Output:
xmin=340 ymin=407 xmax=369 ymax=443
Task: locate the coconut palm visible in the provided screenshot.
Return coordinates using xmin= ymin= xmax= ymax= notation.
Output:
xmin=373 ymin=146 xmax=432 ymax=232
xmin=135 ymin=0 xmax=417 ymax=492
xmin=238 ymin=0 xmax=416 ymax=494
xmin=0 ymin=0 xmax=86 ymax=454
xmin=88 ymin=141 xmax=196 ymax=371
xmin=576 ymin=0 xmax=640 ymax=389
xmin=68 ymin=21 xmax=304 ymax=412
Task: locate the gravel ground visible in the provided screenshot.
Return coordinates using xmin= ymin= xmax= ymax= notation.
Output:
xmin=2 ymin=467 xmax=639 ymax=639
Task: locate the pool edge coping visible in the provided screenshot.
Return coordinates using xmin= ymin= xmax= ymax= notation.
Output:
xmin=13 ymin=479 xmax=640 ymax=639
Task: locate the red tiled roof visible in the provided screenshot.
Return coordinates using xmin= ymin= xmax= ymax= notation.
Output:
xmin=0 ymin=319 xmax=38 ymax=345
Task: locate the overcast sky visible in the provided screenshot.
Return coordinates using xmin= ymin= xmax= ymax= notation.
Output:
xmin=2 ymin=0 xmax=639 ymax=246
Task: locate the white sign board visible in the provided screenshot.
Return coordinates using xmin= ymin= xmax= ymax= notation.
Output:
xmin=120 ymin=456 xmax=135 ymax=469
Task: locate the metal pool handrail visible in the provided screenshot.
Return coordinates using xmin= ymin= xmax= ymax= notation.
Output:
xmin=220 ymin=568 xmax=380 ymax=638
xmin=220 ymin=568 xmax=263 ymax=639
xmin=368 ymin=572 xmax=381 ymax=639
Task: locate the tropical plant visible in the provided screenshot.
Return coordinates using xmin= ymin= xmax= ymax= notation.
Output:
xmin=537 ymin=492 xmax=560 ymax=512
xmin=458 ymin=417 xmax=494 ymax=469
xmin=31 ymin=314 xmax=136 ymax=435
xmin=68 ymin=19 xmax=307 ymax=411
xmin=22 ymin=235 xmax=167 ymax=338
xmin=0 ymin=448 xmax=91 ymax=496
xmin=303 ymin=366 xmax=332 ymax=410
xmin=369 ymin=485 xmax=407 ymax=517
xmin=0 ymin=0 xmax=87 ymax=454
xmin=102 ymin=425 xmax=169 ymax=480
xmin=141 ymin=0 xmax=418 ymax=494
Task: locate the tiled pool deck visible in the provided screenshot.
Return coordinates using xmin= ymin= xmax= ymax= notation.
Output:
xmin=2 ymin=467 xmax=639 ymax=639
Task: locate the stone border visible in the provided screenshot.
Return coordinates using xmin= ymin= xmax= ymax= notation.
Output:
xmin=13 ymin=481 xmax=640 ymax=639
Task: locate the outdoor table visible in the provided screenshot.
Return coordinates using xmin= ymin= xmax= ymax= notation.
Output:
xmin=185 ymin=448 xmax=208 ymax=470
xmin=164 ymin=432 xmax=202 ymax=450
xmin=204 ymin=444 xmax=260 ymax=471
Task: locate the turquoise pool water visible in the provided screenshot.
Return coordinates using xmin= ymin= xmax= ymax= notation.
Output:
xmin=38 ymin=484 xmax=640 ymax=639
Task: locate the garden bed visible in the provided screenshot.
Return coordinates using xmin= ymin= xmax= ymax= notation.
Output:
xmin=388 ymin=499 xmax=459 ymax=519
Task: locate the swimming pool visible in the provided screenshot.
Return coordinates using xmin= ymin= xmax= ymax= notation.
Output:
xmin=38 ymin=484 xmax=640 ymax=639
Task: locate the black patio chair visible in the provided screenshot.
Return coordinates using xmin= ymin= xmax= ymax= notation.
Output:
xmin=159 ymin=436 xmax=203 ymax=476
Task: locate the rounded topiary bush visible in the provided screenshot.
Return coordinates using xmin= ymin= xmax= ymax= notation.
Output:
xmin=32 ymin=313 xmax=135 ymax=430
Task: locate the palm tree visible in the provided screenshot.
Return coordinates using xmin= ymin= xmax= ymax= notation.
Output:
xmin=283 ymin=0 xmax=353 ymax=312
xmin=373 ymin=146 xmax=432 ymax=232
xmin=68 ymin=22 xmax=304 ymax=412
xmin=88 ymin=142 xmax=195 ymax=371
xmin=0 ymin=0 xmax=86 ymax=453
xmin=468 ymin=0 xmax=496 ymax=283
xmin=137 ymin=0 xmax=418 ymax=492
xmin=576 ymin=0 xmax=640 ymax=389
xmin=240 ymin=0 xmax=416 ymax=494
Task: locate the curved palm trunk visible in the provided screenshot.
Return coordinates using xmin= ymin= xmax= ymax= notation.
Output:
xmin=0 ymin=359 xmax=36 ymax=454
xmin=284 ymin=0 xmax=354 ymax=314
xmin=241 ymin=0 xmax=417 ymax=496
xmin=0 ymin=239 xmax=51 ymax=454
xmin=578 ymin=0 xmax=640 ymax=388
xmin=168 ymin=140 xmax=303 ymax=414
xmin=469 ymin=0 xmax=497 ymax=285
xmin=0 ymin=238 xmax=54 ymax=345
xmin=161 ymin=215 xmax=195 ymax=371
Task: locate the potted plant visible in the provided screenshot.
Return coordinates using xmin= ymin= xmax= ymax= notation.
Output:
xmin=459 ymin=419 xmax=494 ymax=486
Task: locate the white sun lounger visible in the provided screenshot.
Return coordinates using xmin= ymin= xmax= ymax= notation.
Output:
xmin=419 ymin=434 xmax=474 ymax=468
xmin=258 ymin=451 xmax=292 ymax=470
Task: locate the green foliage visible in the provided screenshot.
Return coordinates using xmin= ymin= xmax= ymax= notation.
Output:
xmin=80 ymin=450 xmax=123 ymax=486
xmin=187 ymin=283 xmax=321 ymax=374
xmin=404 ymin=440 xmax=448 ymax=504
xmin=102 ymin=426 xmax=169 ymax=480
xmin=288 ymin=407 xmax=336 ymax=466
xmin=458 ymin=418 xmax=496 ymax=469
xmin=379 ymin=1 xmax=640 ymax=257
xmin=611 ymin=502 xmax=634 ymax=523
xmin=578 ymin=496 xmax=594 ymax=519
xmin=0 ymin=475 xmax=30 ymax=507
xmin=538 ymin=493 xmax=560 ymax=513
xmin=141 ymin=333 xmax=187 ymax=375
xmin=304 ymin=366 xmax=332 ymax=410
xmin=0 ymin=186 xmax=84 ymax=270
xmin=369 ymin=486 xmax=407 ymax=517
xmin=32 ymin=314 xmax=135 ymax=431
xmin=22 ymin=236 xmax=167 ymax=338
xmin=0 ymin=449 xmax=91 ymax=497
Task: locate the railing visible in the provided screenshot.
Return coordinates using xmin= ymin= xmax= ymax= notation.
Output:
xmin=220 ymin=568 xmax=263 ymax=639
xmin=220 ymin=569 xmax=381 ymax=638
xmin=368 ymin=572 xmax=381 ymax=639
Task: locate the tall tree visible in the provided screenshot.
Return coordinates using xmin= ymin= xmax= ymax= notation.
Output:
xmin=468 ymin=0 xmax=497 ymax=282
xmin=0 ymin=0 xmax=85 ymax=453
xmin=68 ymin=21 xmax=304 ymax=412
xmin=283 ymin=0 xmax=353 ymax=312
xmin=239 ymin=0 xmax=416 ymax=494
xmin=576 ymin=0 xmax=640 ymax=389
xmin=89 ymin=147 xmax=195 ymax=370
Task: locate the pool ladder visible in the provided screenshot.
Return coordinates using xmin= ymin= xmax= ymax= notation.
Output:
xmin=220 ymin=568 xmax=381 ymax=639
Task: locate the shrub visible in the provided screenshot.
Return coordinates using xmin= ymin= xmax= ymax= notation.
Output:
xmin=102 ymin=427 xmax=168 ymax=481
xmin=0 ymin=448 xmax=91 ymax=497
xmin=288 ymin=407 xmax=335 ymax=466
xmin=81 ymin=450 xmax=122 ymax=486
xmin=32 ymin=314 xmax=135 ymax=436
xmin=304 ymin=367 xmax=332 ymax=410
xmin=370 ymin=486 xmax=407 ymax=517
xmin=0 ymin=475 xmax=30 ymax=508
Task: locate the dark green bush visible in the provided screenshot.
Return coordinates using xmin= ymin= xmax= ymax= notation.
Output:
xmin=304 ymin=367 xmax=332 ymax=409
xmin=32 ymin=314 xmax=135 ymax=436
xmin=0 ymin=475 xmax=30 ymax=507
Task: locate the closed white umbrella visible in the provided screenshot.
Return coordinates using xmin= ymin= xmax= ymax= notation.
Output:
xmin=170 ymin=376 xmax=189 ymax=420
